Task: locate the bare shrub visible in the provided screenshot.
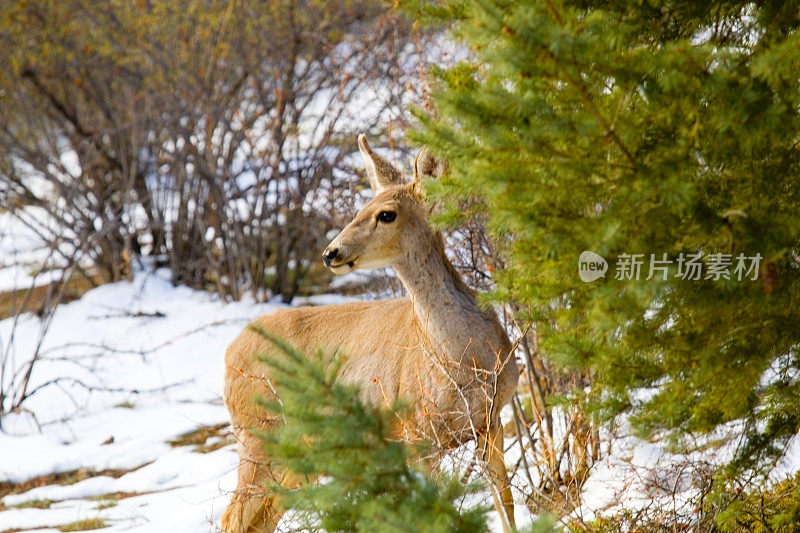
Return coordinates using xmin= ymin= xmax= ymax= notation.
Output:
xmin=0 ymin=0 xmax=430 ymax=302
xmin=444 ymin=212 xmax=600 ymax=522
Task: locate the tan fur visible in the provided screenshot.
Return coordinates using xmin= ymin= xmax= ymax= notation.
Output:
xmin=221 ymin=135 xmax=519 ymax=533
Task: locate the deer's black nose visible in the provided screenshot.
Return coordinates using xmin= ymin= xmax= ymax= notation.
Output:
xmin=322 ymin=248 xmax=338 ymax=266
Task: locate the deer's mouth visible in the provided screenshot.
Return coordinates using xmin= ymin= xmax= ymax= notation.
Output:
xmin=328 ymin=256 xmax=358 ymax=273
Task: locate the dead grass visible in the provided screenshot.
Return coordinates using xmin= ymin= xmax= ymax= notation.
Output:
xmin=167 ymin=422 xmax=234 ymax=453
xmin=94 ymin=501 xmax=117 ymax=511
xmin=10 ymin=499 xmax=54 ymax=509
xmin=58 ymin=518 xmax=108 ymax=531
xmin=0 ymin=465 xmax=148 ymax=502
xmin=0 ymin=517 xmax=109 ymax=533
xmin=0 ymin=274 xmax=103 ymax=320
xmin=89 ymin=491 xmax=144 ymax=503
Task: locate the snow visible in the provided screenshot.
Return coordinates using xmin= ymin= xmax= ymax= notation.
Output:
xmin=0 ymin=269 xmax=277 ymax=532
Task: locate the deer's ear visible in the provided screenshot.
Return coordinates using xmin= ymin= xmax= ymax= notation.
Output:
xmin=412 ymin=147 xmax=447 ymax=195
xmin=358 ymin=134 xmax=404 ymax=194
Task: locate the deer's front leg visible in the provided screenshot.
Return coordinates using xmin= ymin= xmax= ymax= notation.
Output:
xmin=480 ymin=422 xmax=515 ymax=533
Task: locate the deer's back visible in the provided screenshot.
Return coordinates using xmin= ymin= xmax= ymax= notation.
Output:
xmin=224 ymin=298 xmax=427 ymax=429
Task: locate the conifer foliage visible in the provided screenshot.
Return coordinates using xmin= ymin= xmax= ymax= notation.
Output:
xmin=406 ymin=0 xmax=800 ymax=476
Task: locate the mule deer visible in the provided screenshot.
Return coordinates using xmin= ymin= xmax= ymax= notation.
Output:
xmin=222 ymin=134 xmax=519 ymax=532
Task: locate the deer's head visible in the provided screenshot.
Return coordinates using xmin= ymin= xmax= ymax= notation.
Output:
xmin=322 ymin=134 xmax=445 ymax=274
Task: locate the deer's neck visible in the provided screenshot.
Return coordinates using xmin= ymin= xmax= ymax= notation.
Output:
xmin=393 ymin=232 xmax=496 ymax=364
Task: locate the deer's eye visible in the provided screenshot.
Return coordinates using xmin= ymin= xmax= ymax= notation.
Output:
xmin=377 ymin=210 xmax=397 ymax=223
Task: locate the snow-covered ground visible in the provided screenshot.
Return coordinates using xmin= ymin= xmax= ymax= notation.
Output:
xmin=0 ymin=269 xmax=270 ymax=532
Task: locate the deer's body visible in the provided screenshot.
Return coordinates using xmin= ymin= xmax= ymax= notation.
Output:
xmin=221 ymin=135 xmax=518 ymax=533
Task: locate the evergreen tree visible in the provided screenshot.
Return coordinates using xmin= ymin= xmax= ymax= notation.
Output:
xmin=405 ymin=0 xmax=800 ymax=479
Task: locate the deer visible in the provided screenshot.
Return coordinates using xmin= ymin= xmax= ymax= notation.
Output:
xmin=221 ymin=134 xmax=519 ymax=533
